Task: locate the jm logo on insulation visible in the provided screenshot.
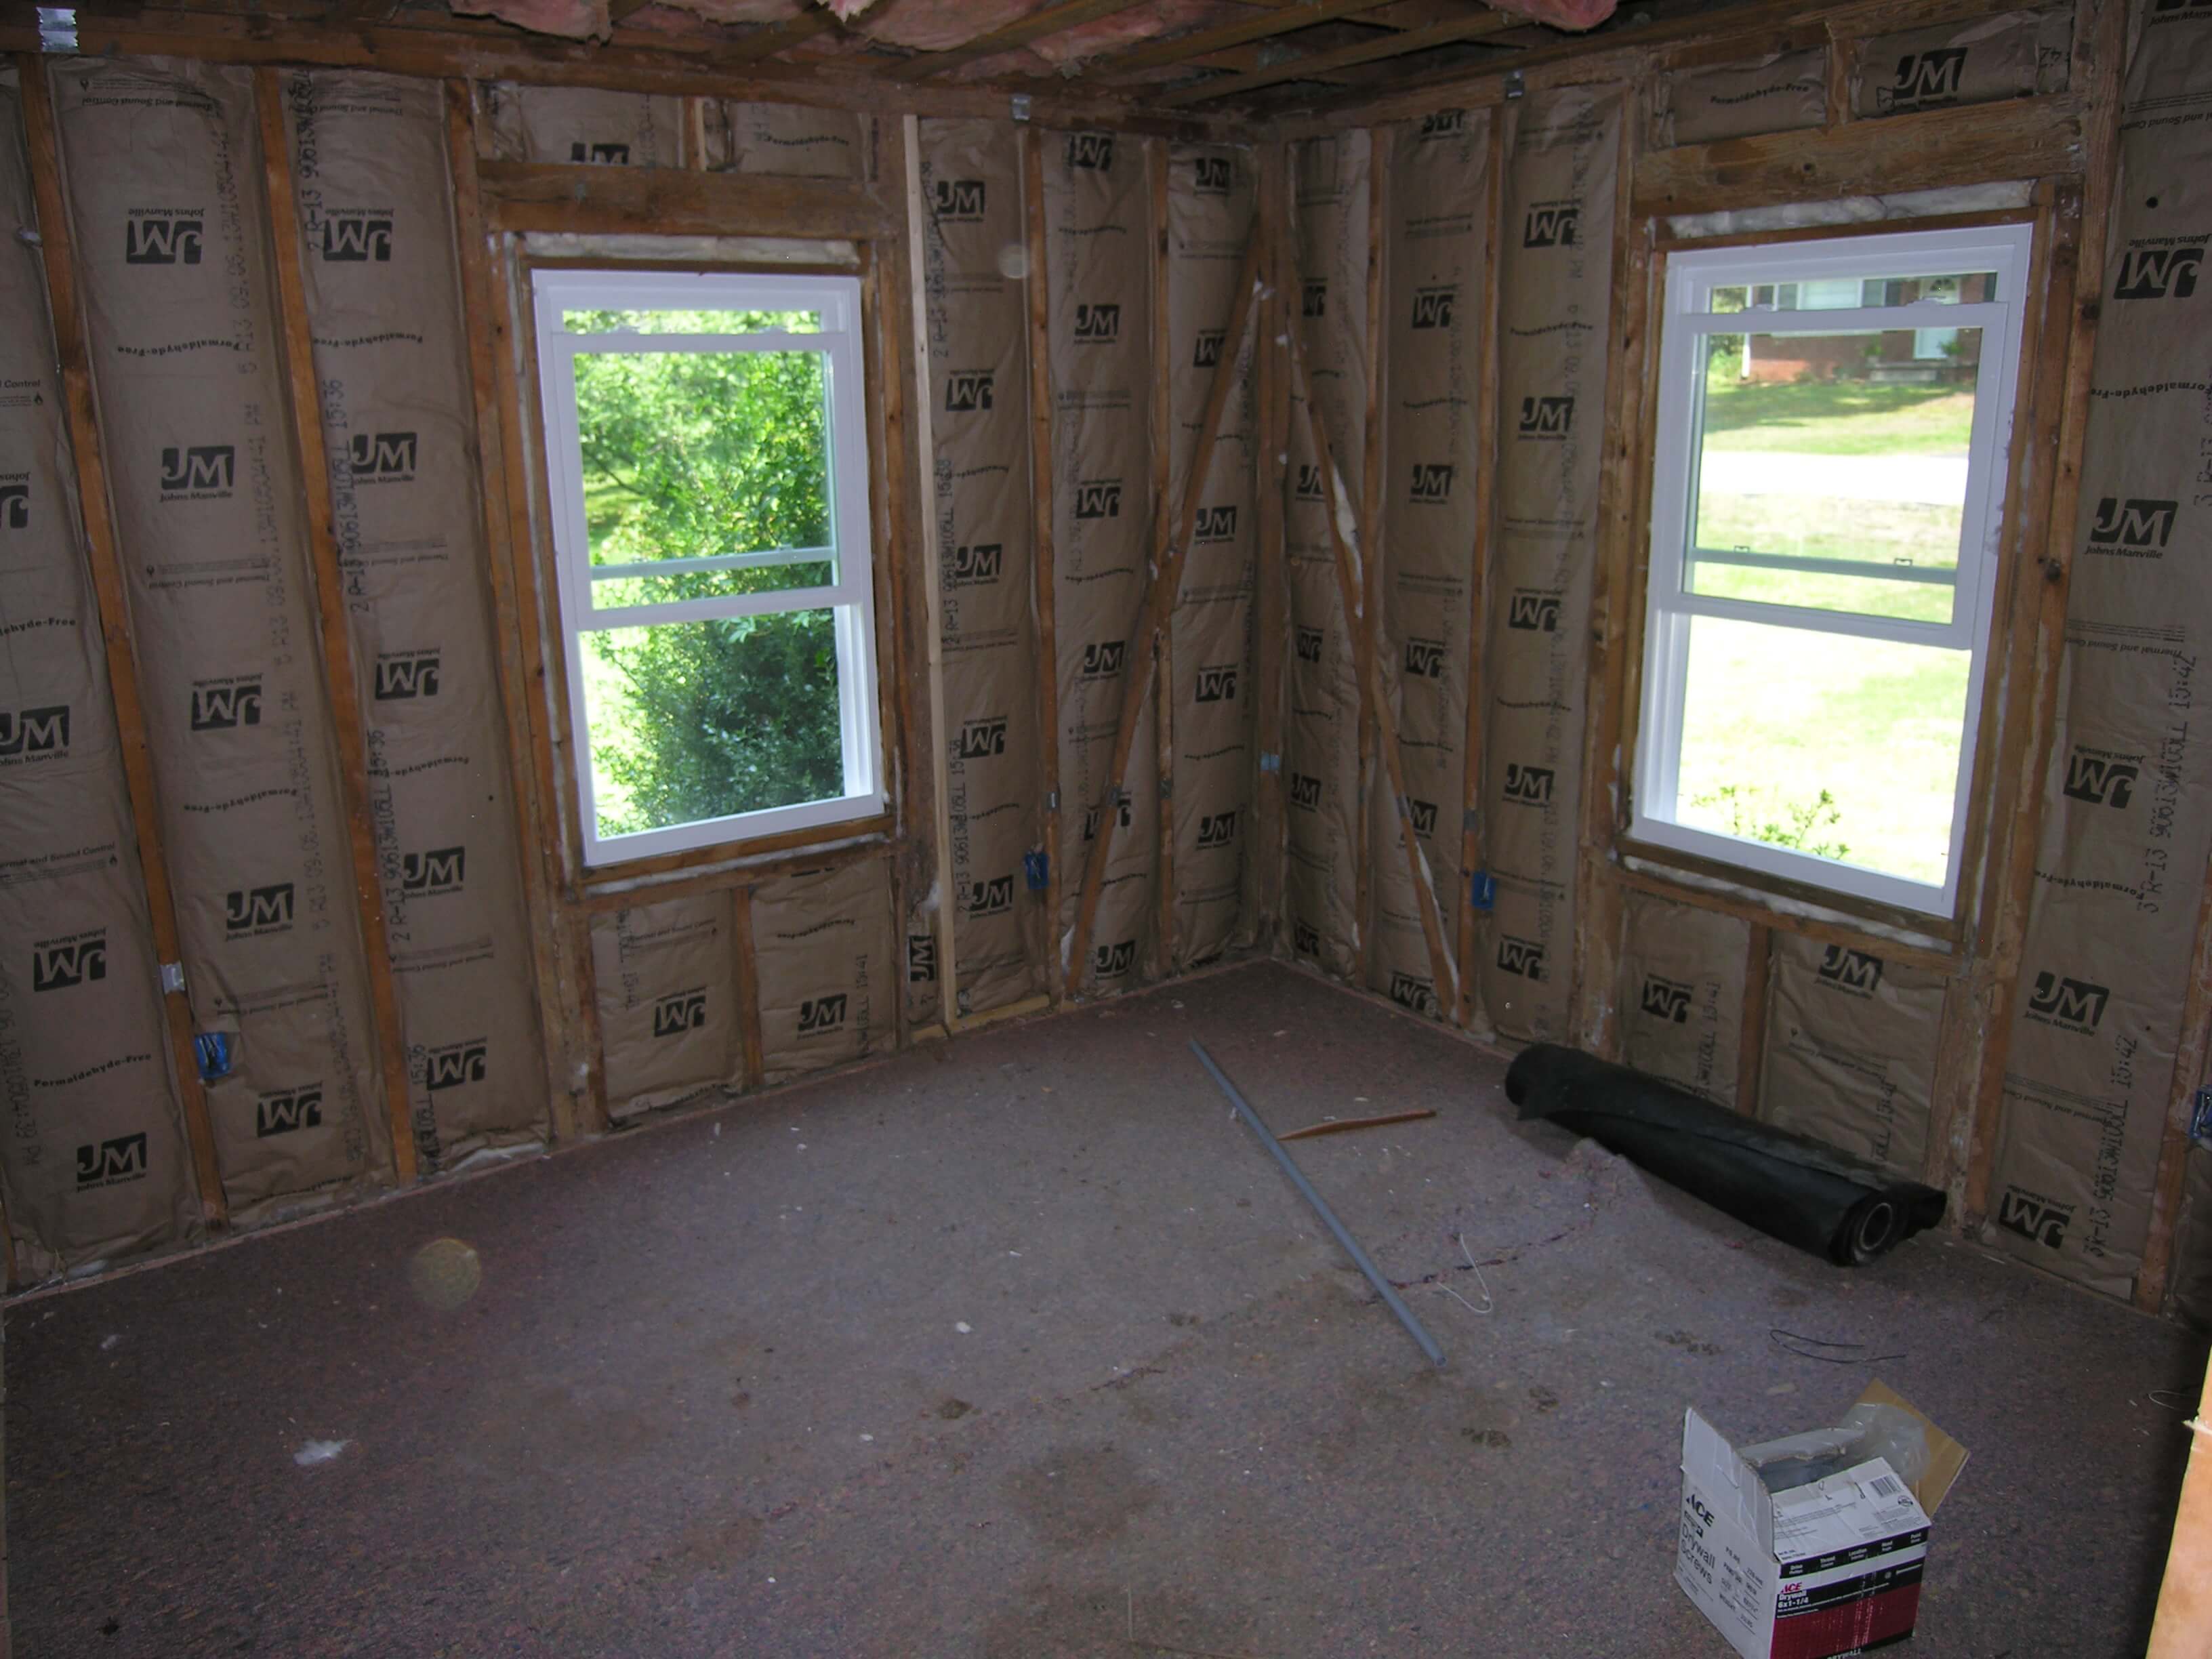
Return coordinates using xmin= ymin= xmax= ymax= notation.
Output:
xmin=32 ymin=930 xmax=105 ymax=992
xmin=321 ymin=213 xmax=393 ymax=262
xmin=190 ymin=678 xmax=261 ymax=730
xmin=1641 ymin=976 xmax=1693 ymax=1024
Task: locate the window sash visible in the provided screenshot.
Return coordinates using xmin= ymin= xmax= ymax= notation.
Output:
xmin=1683 ymin=231 xmax=2011 ymax=312
xmin=1687 ymin=548 xmax=1957 ymax=588
xmin=1633 ymin=224 xmax=2034 ymax=915
xmin=590 ymin=546 xmax=836 ymax=582
xmin=532 ymin=268 xmax=882 ymax=867
xmin=575 ymin=589 xmax=843 ymax=632
xmin=543 ymin=332 xmax=864 ymax=627
xmin=558 ymin=330 xmax=829 ymax=355
xmin=1677 ymin=300 xmax=2009 ymax=333
xmin=542 ymin=268 xmax=856 ymax=333
xmin=1668 ymin=293 xmax=2016 ymax=654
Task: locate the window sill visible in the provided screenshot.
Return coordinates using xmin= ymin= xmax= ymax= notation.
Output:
xmin=579 ymin=808 xmax=895 ymax=892
xmin=1614 ymin=836 xmax=1965 ymax=968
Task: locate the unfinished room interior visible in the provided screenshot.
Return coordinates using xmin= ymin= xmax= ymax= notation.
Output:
xmin=3 ymin=0 xmax=2212 ymax=1652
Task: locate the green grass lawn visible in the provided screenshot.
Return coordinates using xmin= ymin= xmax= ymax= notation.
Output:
xmin=1691 ymin=491 xmax=1960 ymax=628
xmin=1675 ymin=619 xmax=1969 ymax=888
xmin=1701 ymin=375 xmax=1977 ymax=455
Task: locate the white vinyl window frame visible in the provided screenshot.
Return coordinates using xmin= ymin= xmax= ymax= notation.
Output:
xmin=1632 ymin=224 xmax=2035 ymax=916
xmin=532 ymin=269 xmax=883 ymax=867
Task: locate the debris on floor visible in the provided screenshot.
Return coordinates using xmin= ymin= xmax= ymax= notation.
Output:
xmin=1193 ymin=1040 xmax=1446 ymax=1367
xmin=1279 ymin=1109 xmax=1438 ymax=1142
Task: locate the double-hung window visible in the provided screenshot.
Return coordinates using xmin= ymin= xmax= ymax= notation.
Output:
xmin=533 ymin=270 xmax=882 ymax=866
xmin=1633 ymin=225 xmax=2034 ymax=915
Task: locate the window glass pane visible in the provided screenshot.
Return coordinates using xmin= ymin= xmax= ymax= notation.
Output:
xmin=574 ymin=348 xmax=836 ymax=586
xmin=1799 ymin=276 xmax=1864 ymax=309
xmin=563 ymin=308 xmax=821 ymax=334
xmin=1692 ymin=327 xmax=1980 ymax=623
xmin=579 ymin=611 xmax=847 ymax=840
xmin=1674 ymin=616 xmax=1970 ymax=888
xmin=1703 ymin=271 xmax=1996 ymax=313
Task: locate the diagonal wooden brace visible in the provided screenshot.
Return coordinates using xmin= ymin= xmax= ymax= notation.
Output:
xmin=1064 ymin=228 xmax=1266 ymax=999
xmin=1284 ymin=318 xmax=1460 ymax=1017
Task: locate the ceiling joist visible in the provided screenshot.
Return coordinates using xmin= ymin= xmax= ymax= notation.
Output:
xmin=1157 ymin=7 xmax=1517 ymax=105
xmin=718 ymin=9 xmax=842 ymax=64
xmin=19 ymin=0 xmax=1826 ymax=126
xmin=1305 ymin=0 xmax=1815 ymax=121
xmin=1184 ymin=43 xmax=1366 ymax=83
xmin=1085 ymin=0 xmax=1404 ymax=82
xmin=886 ymin=0 xmax=1155 ymax=81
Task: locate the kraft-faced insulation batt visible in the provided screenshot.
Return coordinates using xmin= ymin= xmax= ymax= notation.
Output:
xmin=592 ymin=893 xmax=740 ymax=1121
xmin=1165 ymin=143 xmax=1261 ymax=968
xmin=1479 ymin=87 xmax=1620 ymax=1043
xmin=916 ymin=118 xmax=1046 ymax=1019
xmin=1761 ymin=934 xmax=1946 ymax=1181
xmin=752 ymin=857 xmax=895 ymax=1084
xmin=1371 ymin=108 xmax=1493 ymax=1022
xmin=0 ymin=69 xmax=202 ymax=1277
xmin=1046 ymin=129 xmax=1158 ymax=996
xmin=710 ymin=103 xmax=872 ymax=180
xmin=1987 ymin=0 xmax=2212 ymax=1298
xmin=1849 ymin=9 xmax=2072 ymax=118
xmin=50 ymin=58 xmax=392 ymax=1218
xmin=1614 ymin=892 xmax=1748 ymax=1107
xmin=1282 ymin=133 xmax=1369 ymax=983
xmin=483 ymin=84 xmax=683 ymax=167
xmin=1650 ymin=49 xmax=1827 ymax=148
xmin=282 ymin=70 xmax=547 ymax=1168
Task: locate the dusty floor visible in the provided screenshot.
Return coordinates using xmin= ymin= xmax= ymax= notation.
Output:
xmin=7 ymin=960 xmax=2203 ymax=1657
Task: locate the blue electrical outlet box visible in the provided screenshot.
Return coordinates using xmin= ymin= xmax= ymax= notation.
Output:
xmin=1023 ymin=848 xmax=1049 ymax=892
xmin=1469 ymin=870 xmax=1496 ymax=913
xmin=194 ymin=1031 xmax=234 ymax=1082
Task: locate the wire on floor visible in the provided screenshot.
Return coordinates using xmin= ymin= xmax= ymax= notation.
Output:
xmin=1769 ymin=1328 xmax=1907 ymax=1365
xmin=1429 ymin=1233 xmax=1494 ymax=1317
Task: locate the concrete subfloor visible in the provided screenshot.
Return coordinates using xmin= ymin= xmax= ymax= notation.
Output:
xmin=7 ymin=960 xmax=2204 ymax=1658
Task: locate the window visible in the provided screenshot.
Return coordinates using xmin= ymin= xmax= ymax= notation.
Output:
xmin=533 ymin=270 xmax=882 ymax=866
xmin=1633 ymin=226 xmax=2033 ymax=914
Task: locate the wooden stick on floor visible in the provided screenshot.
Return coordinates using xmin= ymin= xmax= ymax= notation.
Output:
xmin=1279 ymin=1108 xmax=1437 ymax=1142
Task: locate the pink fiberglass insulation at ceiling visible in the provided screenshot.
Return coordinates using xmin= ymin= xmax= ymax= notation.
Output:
xmin=1495 ymin=0 xmax=1615 ymax=26
xmin=448 ymin=0 xmax=1031 ymax=47
xmin=449 ymin=0 xmax=611 ymax=39
xmin=448 ymin=0 xmax=1618 ymax=55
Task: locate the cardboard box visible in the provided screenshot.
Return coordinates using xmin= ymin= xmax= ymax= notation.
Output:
xmin=1675 ymin=1383 xmax=1967 ymax=1659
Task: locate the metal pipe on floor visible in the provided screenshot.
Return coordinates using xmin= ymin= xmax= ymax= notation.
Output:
xmin=1189 ymin=1040 xmax=1446 ymax=1368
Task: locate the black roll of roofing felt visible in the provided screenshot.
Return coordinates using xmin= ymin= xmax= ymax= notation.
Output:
xmin=1503 ymin=1044 xmax=1946 ymax=1267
